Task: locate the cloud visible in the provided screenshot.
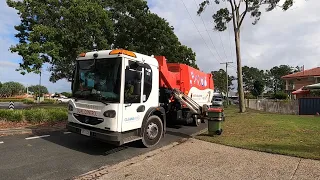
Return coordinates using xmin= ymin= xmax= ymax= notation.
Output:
xmin=0 ymin=60 xmax=17 ymax=68
xmin=148 ymin=0 xmax=320 ymax=77
xmin=1 ymin=0 xmax=320 ymax=93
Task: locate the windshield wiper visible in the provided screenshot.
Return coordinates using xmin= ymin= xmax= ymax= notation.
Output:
xmin=89 ymin=93 xmax=111 ymax=105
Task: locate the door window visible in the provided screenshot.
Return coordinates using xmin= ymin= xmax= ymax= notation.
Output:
xmin=143 ymin=64 xmax=152 ymax=102
xmin=124 ymin=61 xmax=142 ymax=103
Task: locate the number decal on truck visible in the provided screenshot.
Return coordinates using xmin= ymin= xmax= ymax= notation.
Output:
xmin=77 ymin=109 xmax=98 ymax=117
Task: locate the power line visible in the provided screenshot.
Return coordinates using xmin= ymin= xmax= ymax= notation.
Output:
xmin=206 ymin=0 xmax=230 ymax=62
xmin=197 ymin=0 xmax=236 ymax=71
xmin=180 ymin=0 xmax=223 ymax=64
xmin=192 ymin=0 xmax=227 ymax=62
xmin=223 ymin=0 xmax=235 ymax=62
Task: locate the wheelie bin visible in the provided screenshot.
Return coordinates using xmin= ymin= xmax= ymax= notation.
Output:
xmin=207 ymin=107 xmax=224 ymax=135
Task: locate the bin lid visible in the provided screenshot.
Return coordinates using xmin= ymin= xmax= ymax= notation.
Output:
xmin=208 ymin=107 xmax=224 ymax=113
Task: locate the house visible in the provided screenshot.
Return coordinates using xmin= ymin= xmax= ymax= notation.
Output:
xmin=281 ymin=67 xmax=320 ymax=99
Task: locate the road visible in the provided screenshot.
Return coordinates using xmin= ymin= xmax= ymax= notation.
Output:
xmin=0 ymin=123 xmax=207 ymax=180
xmin=0 ymin=102 xmax=29 ymax=109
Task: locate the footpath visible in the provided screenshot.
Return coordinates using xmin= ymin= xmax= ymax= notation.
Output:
xmin=75 ymin=138 xmax=320 ymax=180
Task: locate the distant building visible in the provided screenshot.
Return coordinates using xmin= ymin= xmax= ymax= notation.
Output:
xmin=281 ymin=67 xmax=320 ymax=99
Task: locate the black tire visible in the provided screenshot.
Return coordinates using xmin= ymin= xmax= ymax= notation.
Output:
xmin=141 ymin=115 xmax=163 ymax=148
xmin=216 ymin=129 xmax=223 ymax=135
xmin=192 ymin=114 xmax=201 ymax=127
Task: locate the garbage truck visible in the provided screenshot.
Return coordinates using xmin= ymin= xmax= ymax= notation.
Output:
xmin=66 ymin=49 xmax=214 ymax=147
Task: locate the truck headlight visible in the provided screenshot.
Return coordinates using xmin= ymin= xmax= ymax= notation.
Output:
xmin=103 ymin=110 xmax=116 ymax=118
xmin=68 ymin=104 xmax=74 ymax=111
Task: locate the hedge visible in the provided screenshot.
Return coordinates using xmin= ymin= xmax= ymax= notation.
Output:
xmin=0 ymin=98 xmax=28 ymax=102
xmin=0 ymin=98 xmax=59 ymax=104
xmin=0 ymin=108 xmax=68 ymax=124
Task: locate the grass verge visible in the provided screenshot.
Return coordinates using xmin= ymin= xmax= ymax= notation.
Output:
xmin=197 ymin=105 xmax=320 ymax=160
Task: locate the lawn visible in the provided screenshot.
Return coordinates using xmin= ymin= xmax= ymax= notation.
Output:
xmin=197 ymin=106 xmax=320 ymax=160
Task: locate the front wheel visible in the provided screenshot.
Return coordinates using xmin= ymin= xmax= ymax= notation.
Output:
xmin=141 ymin=115 xmax=163 ymax=148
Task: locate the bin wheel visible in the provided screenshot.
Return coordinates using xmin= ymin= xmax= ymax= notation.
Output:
xmin=216 ymin=129 xmax=223 ymax=135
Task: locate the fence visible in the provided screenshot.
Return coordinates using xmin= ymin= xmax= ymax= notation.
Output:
xmin=245 ymin=99 xmax=299 ymax=115
xmin=299 ymin=98 xmax=320 ymax=115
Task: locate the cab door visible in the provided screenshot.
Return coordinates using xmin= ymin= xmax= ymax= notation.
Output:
xmin=121 ymin=59 xmax=146 ymax=132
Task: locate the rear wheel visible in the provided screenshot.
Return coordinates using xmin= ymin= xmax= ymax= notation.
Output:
xmin=141 ymin=115 xmax=163 ymax=148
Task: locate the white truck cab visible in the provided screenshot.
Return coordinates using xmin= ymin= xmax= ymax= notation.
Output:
xmin=67 ymin=49 xmax=166 ymax=147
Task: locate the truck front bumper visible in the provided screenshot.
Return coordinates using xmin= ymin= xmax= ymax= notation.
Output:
xmin=66 ymin=122 xmax=130 ymax=146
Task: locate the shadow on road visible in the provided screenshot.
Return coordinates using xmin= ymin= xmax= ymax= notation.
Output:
xmin=165 ymin=130 xmax=192 ymax=138
xmin=27 ymin=121 xmax=206 ymax=156
xmin=35 ymin=131 xmax=146 ymax=156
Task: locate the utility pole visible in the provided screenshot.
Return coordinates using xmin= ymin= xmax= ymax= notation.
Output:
xmin=38 ymin=68 xmax=42 ymax=104
xmin=220 ymin=62 xmax=233 ymax=105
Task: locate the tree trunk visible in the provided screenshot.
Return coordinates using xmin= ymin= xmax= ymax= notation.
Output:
xmin=234 ymin=30 xmax=246 ymax=113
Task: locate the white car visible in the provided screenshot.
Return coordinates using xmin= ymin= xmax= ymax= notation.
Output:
xmin=212 ymin=97 xmax=223 ymax=106
xmin=56 ymin=97 xmax=72 ymax=103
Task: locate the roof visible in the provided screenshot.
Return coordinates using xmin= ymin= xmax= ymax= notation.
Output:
xmin=281 ymin=67 xmax=320 ymax=79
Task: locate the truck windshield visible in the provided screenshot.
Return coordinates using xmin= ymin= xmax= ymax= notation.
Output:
xmin=72 ymin=58 xmax=122 ymax=103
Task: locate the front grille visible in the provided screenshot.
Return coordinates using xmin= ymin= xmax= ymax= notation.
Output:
xmin=73 ymin=113 xmax=104 ymax=125
xmin=75 ymin=103 xmax=103 ymax=110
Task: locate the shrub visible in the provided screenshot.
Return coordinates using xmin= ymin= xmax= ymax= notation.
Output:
xmin=24 ymin=109 xmax=49 ymax=124
xmin=0 ymin=109 xmax=23 ymax=122
xmin=46 ymin=108 xmax=68 ymax=122
xmin=0 ymin=108 xmax=68 ymax=124
xmin=0 ymin=98 xmax=24 ymax=102
xmin=244 ymin=93 xmax=256 ymax=99
xmin=24 ymin=108 xmax=67 ymax=124
xmin=22 ymin=99 xmax=34 ymax=104
xmin=272 ymin=92 xmax=288 ymax=100
xmin=41 ymin=99 xmax=56 ymax=104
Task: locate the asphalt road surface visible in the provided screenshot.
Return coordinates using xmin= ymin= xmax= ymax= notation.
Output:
xmin=0 ymin=123 xmax=207 ymax=180
xmin=0 ymin=102 xmax=28 ymax=109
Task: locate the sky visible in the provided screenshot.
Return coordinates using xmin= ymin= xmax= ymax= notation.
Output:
xmin=0 ymin=0 xmax=319 ymax=93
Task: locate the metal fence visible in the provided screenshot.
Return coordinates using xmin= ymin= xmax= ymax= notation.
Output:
xmin=299 ymin=98 xmax=320 ymax=115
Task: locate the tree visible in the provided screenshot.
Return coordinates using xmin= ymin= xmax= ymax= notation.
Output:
xmin=242 ymin=66 xmax=265 ymax=92
xmin=251 ymin=80 xmax=264 ymax=98
xmin=7 ymin=0 xmax=199 ymax=83
xmin=0 ymin=85 xmax=11 ymax=98
xmin=106 ymin=0 xmax=199 ymax=68
xmin=266 ymin=65 xmax=293 ymax=93
xmin=197 ymin=0 xmax=297 ymax=112
xmin=7 ymin=0 xmax=114 ymax=82
xmin=0 ymin=81 xmax=25 ymax=97
xmin=211 ymin=69 xmax=235 ymax=94
xmin=28 ymin=85 xmax=49 ymax=95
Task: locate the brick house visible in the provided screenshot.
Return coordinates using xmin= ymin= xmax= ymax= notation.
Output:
xmin=281 ymin=67 xmax=320 ymax=99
